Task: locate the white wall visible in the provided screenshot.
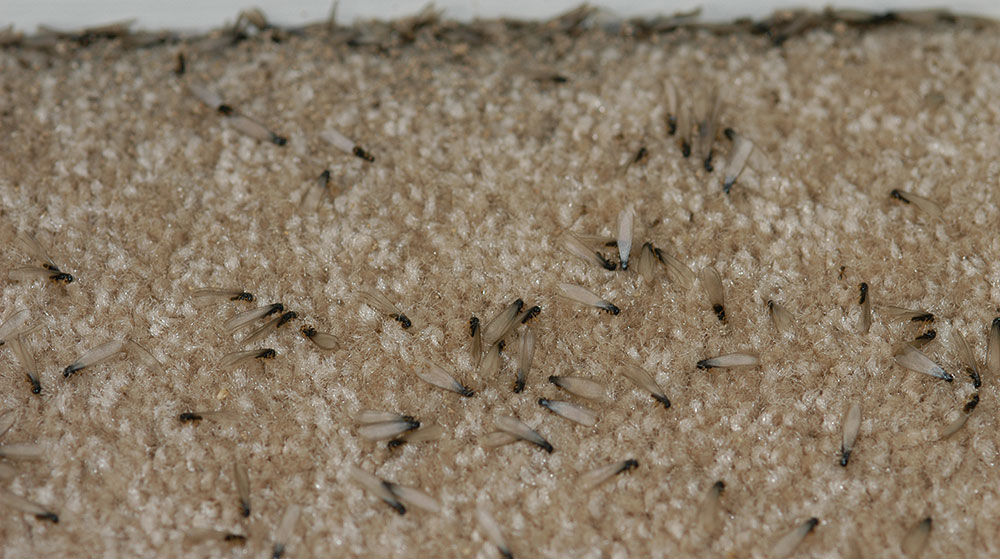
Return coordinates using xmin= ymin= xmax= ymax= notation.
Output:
xmin=5 ymin=0 xmax=998 ymax=32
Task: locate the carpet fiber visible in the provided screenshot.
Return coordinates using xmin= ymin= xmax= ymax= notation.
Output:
xmin=2 ymin=9 xmax=1000 ymax=558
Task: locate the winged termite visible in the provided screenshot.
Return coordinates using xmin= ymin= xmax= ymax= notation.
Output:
xmin=320 ymin=128 xmax=375 ymax=162
xmin=10 ymin=233 xmax=74 ymax=284
xmin=359 ymin=290 xmax=412 ymax=329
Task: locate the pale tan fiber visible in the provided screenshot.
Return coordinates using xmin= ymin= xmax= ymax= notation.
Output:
xmin=2 ymin=14 xmax=1000 ymax=559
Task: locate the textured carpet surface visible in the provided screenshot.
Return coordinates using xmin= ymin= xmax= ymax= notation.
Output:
xmin=1 ymin=12 xmax=1000 ymax=559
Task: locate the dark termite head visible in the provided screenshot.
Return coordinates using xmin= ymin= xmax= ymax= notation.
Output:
xmin=265 ymin=303 xmax=285 ymax=317
xmin=300 ymin=325 xmax=317 ymax=338
xmin=224 ymin=533 xmax=247 ymax=544
xmin=352 ymin=146 xmax=375 ymax=162
xmin=681 ymin=141 xmax=691 ymax=158
xmin=889 ymin=189 xmax=909 ymax=203
xmin=713 ymin=304 xmax=726 ymax=322
xmin=231 ymin=291 xmax=255 ymax=302
xmin=724 ymin=127 xmax=735 ymax=141
xmin=858 ymin=283 xmax=868 ymax=304
xmin=36 ymin=512 xmax=59 ymax=523
xmin=596 ymin=252 xmax=617 ymax=270
xmin=256 ymin=349 xmax=277 ymax=360
xmin=667 ymin=115 xmax=677 ymax=135
xmin=51 ymin=272 xmax=74 ymax=284
xmin=621 ymin=459 xmax=639 ymax=472
xmin=513 ymin=378 xmax=525 ymax=393
xmin=713 ymin=480 xmax=726 ymax=493
xmin=696 ymin=359 xmax=713 ymax=370
xmin=269 ymin=133 xmax=288 ymax=147
xmin=28 ymin=377 xmax=41 ymax=394
xmin=179 ymin=412 xmax=202 ymax=422
xmin=277 ymin=311 xmax=297 ymax=327
xmin=218 ymin=104 xmax=235 ymax=116
xmin=916 ymin=330 xmax=936 ymax=341
xmin=469 ymin=316 xmax=480 ymax=337
xmin=240 ymin=501 xmax=251 ymax=518
xmin=839 ymin=447 xmax=851 ymax=467
xmin=394 ymin=314 xmax=412 ymax=329
xmin=603 ymin=303 xmax=621 ymax=315
xmin=703 ymin=152 xmax=714 ymax=172
xmin=964 ymin=393 xmax=980 ymax=413
xmin=653 ymin=394 xmax=671 ymax=408
xmin=633 ymin=147 xmax=648 ymax=163
xmin=497 ymin=340 xmax=505 ymax=353
xmin=62 ymin=365 xmax=81 ymax=378
xmin=910 ymin=313 xmax=934 ymax=323
xmin=767 ymin=300 xmax=774 ymax=311
xmin=521 ymin=306 xmax=541 ymax=324
xmin=805 ymin=517 xmax=819 ymax=532
xmin=458 ymin=385 xmax=475 ymax=398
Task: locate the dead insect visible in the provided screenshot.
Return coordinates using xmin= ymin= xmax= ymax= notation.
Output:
xmin=62 ymin=340 xmax=125 ymax=378
xmin=356 ymin=410 xmax=421 ymax=441
xmin=482 ymin=299 xmax=524 ymax=347
xmin=476 ymin=503 xmax=513 ymax=559
xmin=696 ymin=352 xmax=760 ymax=370
xmin=558 ymin=283 xmax=620 ymax=315
xmin=240 ymin=311 xmax=297 ymax=345
xmin=561 ymin=233 xmax=617 ymax=271
xmin=321 ymin=128 xmax=375 ymax=162
xmin=840 ymin=403 xmax=861 ymax=466
xmin=893 ymin=345 xmax=952 ymax=382
xmin=191 ymin=287 xmax=255 ymax=303
xmin=772 ymin=517 xmax=819 ymax=558
xmin=359 ymin=290 xmax=412 ymax=329
xmin=490 ymin=415 xmax=553 ymax=453
xmin=579 ymin=458 xmax=638 ymax=489
xmin=858 ymin=282 xmax=871 ymax=335
xmin=271 ymin=504 xmax=301 ymax=559
xmin=300 ymin=325 xmax=341 ymax=350
xmin=537 ymin=398 xmax=597 ymax=426
xmin=233 ymin=460 xmax=251 ymax=517
xmin=0 ymin=489 xmax=58 ymax=523
xmin=889 ymin=189 xmax=941 ymax=218
xmin=699 ymin=267 xmax=726 ymax=322
xmin=9 ymin=334 xmax=41 ymax=394
xmin=514 ymin=328 xmax=536 ymax=393
xmin=9 ymin=233 xmax=74 ymax=284
xmin=187 ymin=83 xmax=287 ymax=146
xmin=223 ymin=303 xmax=285 ymax=333
xmin=417 ymin=362 xmax=474 ymax=397
xmin=617 ymin=206 xmax=635 ymax=270
xmin=621 ymin=363 xmax=671 ymax=408
xmin=219 ymin=348 xmax=277 ymax=369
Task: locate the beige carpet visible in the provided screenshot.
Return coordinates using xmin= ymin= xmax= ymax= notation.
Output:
xmin=2 ymin=8 xmax=1000 ymax=558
